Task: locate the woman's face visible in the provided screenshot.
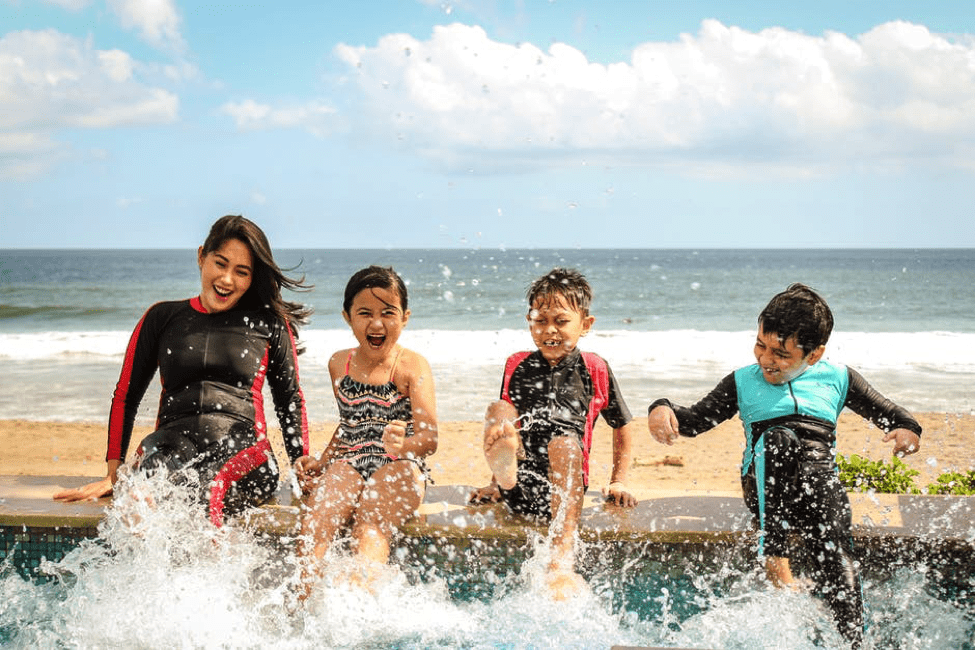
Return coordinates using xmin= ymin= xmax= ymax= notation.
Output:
xmin=197 ymin=238 xmax=253 ymax=313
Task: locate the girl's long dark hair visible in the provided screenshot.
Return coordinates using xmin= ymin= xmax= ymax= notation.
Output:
xmin=201 ymin=215 xmax=313 ymax=330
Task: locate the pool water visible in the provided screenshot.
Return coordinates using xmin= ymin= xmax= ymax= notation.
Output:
xmin=1 ymin=473 xmax=972 ymax=649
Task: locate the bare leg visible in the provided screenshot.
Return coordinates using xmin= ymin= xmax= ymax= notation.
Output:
xmin=297 ymin=462 xmax=364 ymax=599
xmin=545 ymin=435 xmax=587 ymax=600
xmin=765 ymin=555 xmax=795 ymax=587
xmin=350 ymin=460 xmax=425 ymax=586
xmin=483 ymin=400 xmax=521 ymax=490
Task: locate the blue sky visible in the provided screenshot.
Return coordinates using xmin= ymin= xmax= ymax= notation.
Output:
xmin=2 ymin=0 xmax=974 ymax=249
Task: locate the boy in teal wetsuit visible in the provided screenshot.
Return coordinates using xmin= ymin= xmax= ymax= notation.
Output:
xmin=647 ymin=283 xmax=921 ymax=648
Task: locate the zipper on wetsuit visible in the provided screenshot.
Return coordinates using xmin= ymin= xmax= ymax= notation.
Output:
xmin=787 ymin=381 xmax=799 ymax=414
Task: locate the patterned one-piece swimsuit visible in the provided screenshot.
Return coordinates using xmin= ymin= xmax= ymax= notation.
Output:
xmin=333 ymin=350 xmax=414 ymax=481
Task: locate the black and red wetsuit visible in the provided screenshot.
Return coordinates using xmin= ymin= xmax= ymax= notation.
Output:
xmin=107 ymin=296 xmax=309 ymax=526
xmin=498 ymin=347 xmax=632 ymax=519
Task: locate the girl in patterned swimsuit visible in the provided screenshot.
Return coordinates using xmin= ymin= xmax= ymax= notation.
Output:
xmin=295 ymin=266 xmax=438 ymax=594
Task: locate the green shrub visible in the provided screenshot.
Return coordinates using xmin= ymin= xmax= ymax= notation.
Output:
xmin=836 ymin=453 xmax=920 ymax=494
xmin=926 ymin=470 xmax=975 ymax=496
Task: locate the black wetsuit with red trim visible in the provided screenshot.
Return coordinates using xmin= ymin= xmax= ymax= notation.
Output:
xmin=107 ymin=297 xmax=309 ymax=526
xmin=498 ymin=348 xmax=632 ymax=519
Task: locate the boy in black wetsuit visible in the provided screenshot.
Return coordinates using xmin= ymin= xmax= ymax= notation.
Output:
xmin=647 ymin=283 xmax=922 ymax=648
xmin=470 ymin=267 xmax=638 ymax=599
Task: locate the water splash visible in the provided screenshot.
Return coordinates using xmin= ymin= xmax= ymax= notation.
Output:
xmin=1 ymin=475 xmax=972 ymax=649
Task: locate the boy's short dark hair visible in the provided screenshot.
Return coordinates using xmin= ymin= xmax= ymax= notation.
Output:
xmin=758 ymin=283 xmax=833 ymax=354
xmin=527 ymin=267 xmax=592 ymax=315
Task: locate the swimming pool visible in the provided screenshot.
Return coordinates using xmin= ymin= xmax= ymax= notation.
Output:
xmin=2 ymin=476 xmax=973 ymax=649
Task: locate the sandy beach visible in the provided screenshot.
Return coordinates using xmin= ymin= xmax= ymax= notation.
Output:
xmin=2 ymin=412 xmax=971 ymax=496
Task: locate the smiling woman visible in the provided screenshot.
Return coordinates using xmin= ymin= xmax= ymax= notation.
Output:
xmin=52 ymin=215 xmax=314 ymax=527
xmin=197 ymin=238 xmax=253 ymax=314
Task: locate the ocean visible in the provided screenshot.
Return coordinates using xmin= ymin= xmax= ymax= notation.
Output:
xmin=1 ymin=248 xmax=973 ymax=424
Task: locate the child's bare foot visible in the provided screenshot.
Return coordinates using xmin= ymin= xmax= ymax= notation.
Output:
xmin=292 ymin=577 xmax=314 ymax=607
xmin=342 ymin=559 xmax=390 ymax=593
xmin=468 ymin=483 xmax=501 ymax=505
xmin=544 ymin=568 xmax=589 ymax=601
xmin=781 ymin=576 xmax=814 ymax=593
xmin=484 ymin=420 xmax=519 ymax=490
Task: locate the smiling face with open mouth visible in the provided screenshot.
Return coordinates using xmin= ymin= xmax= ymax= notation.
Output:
xmin=197 ymin=238 xmax=253 ymax=314
xmin=344 ymin=286 xmax=410 ymax=362
xmin=753 ymin=325 xmax=824 ymax=385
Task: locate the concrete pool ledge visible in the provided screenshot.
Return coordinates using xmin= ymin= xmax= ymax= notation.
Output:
xmin=2 ymin=475 xmax=973 ymax=548
xmin=244 ymin=485 xmax=760 ymax=545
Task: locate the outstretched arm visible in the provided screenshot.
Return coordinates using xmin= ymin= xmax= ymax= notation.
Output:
xmin=53 ymin=459 xmax=122 ymax=502
xmin=845 ymin=368 xmax=922 ymax=457
xmin=647 ymin=404 xmax=681 ymax=445
xmin=267 ymin=320 xmax=310 ymax=464
xmin=604 ymin=420 xmax=637 ymax=507
xmin=57 ymin=305 xmax=162 ymax=502
xmin=648 ymin=372 xmax=739 ymax=444
xmin=884 ymin=428 xmax=921 ymax=457
xmin=293 ymin=425 xmax=344 ymax=493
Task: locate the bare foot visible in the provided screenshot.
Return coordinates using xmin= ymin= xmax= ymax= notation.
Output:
xmin=484 ymin=420 xmax=519 ymax=490
xmin=297 ymin=558 xmax=386 ymax=600
xmin=781 ymin=576 xmax=814 ymax=593
xmin=343 ymin=559 xmax=390 ymax=593
xmin=545 ymin=569 xmax=589 ymax=601
xmin=293 ymin=575 xmax=315 ymax=606
xmin=468 ymin=483 xmax=501 ymax=505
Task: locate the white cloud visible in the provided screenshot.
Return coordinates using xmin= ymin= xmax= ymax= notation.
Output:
xmin=0 ymin=131 xmax=65 ymax=180
xmin=334 ymin=20 xmax=975 ymax=174
xmin=40 ymin=0 xmax=91 ymax=10
xmin=220 ymin=99 xmax=339 ymax=137
xmin=106 ymin=0 xmax=184 ymax=52
xmin=97 ymin=48 xmax=134 ymax=82
xmin=116 ymin=195 xmax=141 ymax=208
xmin=0 ymin=29 xmax=178 ymax=178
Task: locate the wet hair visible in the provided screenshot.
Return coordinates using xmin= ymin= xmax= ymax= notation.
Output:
xmin=526 ymin=267 xmax=592 ymax=315
xmin=342 ymin=266 xmax=409 ymax=315
xmin=758 ymin=283 xmax=833 ymax=354
xmin=200 ymin=215 xmax=312 ymax=329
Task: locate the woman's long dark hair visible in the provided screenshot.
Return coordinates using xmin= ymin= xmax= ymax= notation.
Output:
xmin=200 ymin=215 xmax=313 ymax=330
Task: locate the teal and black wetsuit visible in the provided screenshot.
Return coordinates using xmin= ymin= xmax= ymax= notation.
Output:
xmin=107 ymin=297 xmax=309 ymax=526
xmin=649 ymin=359 xmax=921 ymax=647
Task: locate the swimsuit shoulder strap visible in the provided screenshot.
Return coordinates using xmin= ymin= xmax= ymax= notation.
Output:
xmin=388 ymin=346 xmax=404 ymax=382
xmin=344 ymin=350 xmax=354 ymax=376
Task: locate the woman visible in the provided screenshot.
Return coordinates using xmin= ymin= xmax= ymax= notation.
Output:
xmin=54 ymin=215 xmax=312 ymax=526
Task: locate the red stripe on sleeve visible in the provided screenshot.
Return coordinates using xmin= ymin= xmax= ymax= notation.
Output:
xmin=251 ymin=348 xmax=269 ymax=442
xmin=106 ymin=311 xmax=150 ymax=461
xmin=284 ymin=322 xmax=309 ymax=455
